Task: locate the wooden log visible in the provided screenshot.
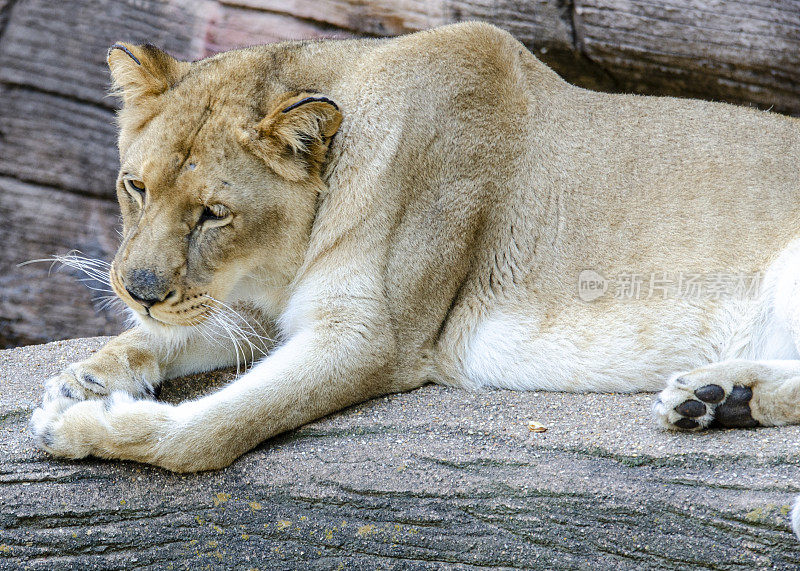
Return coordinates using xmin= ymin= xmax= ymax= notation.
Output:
xmin=0 ymin=0 xmax=12 ymax=37
xmin=573 ymin=0 xmax=800 ymax=113
xmin=0 ymin=177 xmax=123 ymax=347
xmin=0 ymin=85 xmax=119 ymax=200
xmin=0 ymin=0 xmax=214 ymax=108
xmin=1 ymin=338 xmax=799 ymax=567
xmin=2 ymin=0 xmax=800 ymax=346
xmin=205 ymin=4 xmax=354 ymax=55
xmin=221 ymin=0 xmax=450 ymax=36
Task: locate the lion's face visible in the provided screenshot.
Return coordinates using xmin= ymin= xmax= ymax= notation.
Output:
xmin=106 ymin=43 xmax=341 ymax=329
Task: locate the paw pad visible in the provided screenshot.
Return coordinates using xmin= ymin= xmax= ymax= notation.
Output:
xmin=695 ymin=384 xmax=725 ymax=403
xmin=673 ymin=417 xmax=700 ymax=430
xmin=675 ymin=399 xmax=705 ymax=418
xmin=655 ymin=376 xmax=761 ymax=432
xmin=713 ymin=386 xmax=758 ymax=428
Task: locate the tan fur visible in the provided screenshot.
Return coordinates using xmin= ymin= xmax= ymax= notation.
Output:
xmin=29 ymin=24 xmax=800 ymax=481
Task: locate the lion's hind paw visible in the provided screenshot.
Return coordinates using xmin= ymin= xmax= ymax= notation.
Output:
xmin=653 ymin=369 xmax=759 ymax=431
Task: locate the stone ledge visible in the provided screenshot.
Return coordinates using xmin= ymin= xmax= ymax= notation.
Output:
xmin=1 ymin=338 xmax=798 ymax=569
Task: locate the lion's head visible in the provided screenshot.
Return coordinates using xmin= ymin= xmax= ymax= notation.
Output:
xmin=105 ymin=43 xmax=341 ymax=331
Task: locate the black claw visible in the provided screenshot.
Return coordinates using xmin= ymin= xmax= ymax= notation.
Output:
xmin=674 ymin=417 xmax=700 ymax=430
xmin=60 ymin=385 xmax=76 ymax=399
xmin=695 ymin=384 xmax=725 ymax=404
xmin=141 ymin=383 xmax=162 ymax=400
xmin=675 ymin=399 xmax=706 ymax=418
xmin=82 ymin=373 xmax=105 ymax=389
xmin=41 ymin=428 xmax=54 ymax=448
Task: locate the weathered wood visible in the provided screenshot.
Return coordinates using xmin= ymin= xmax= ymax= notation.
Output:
xmin=1 ymin=338 xmax=799 ymax=568
xmin=0 ymin=85 xmax=119 ymax=199
xmin=574 ymin=0 xmax=800 ymax=113
xmin=222 ymin=0 xmax=450 ymax=36
xmin=0 ymin=0 xmax=213 ymax=108
xmin=206 ymin=4 xmax=353 ymax=55
xmin=0 ymin=0 xmax=13 ymax=39
xmin=2 ymin=0 xmax=800 ymax=347
xmin=0 ymin=177 xmax=123 ymax=347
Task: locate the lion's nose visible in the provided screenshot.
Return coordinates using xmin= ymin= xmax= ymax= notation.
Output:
xmin=124 ymin=269 xmax=172 ymax=308
xmin=125 ymin=287 xmax=161 ymax=308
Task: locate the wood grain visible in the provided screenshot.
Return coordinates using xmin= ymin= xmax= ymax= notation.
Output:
xmin=2 ymin=0 xmax=800 ymax=346
xmin=0 ymin=176 xmax=123 ymax=347
xmin=221 ymin=0 xmax=449 ymax=36
xmin=0 ymin=85 xmax=119 ymax=200
xmin=0 ymin=0 xmax=213 ymax=108
xmin=205 ymin=4 xmax=354 ymax=55
xmin=574 ymin=0 xmax=800 ymax=113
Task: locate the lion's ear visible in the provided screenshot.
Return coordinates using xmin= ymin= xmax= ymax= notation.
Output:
xmin=245 ymin=93 xmax=342 ymax=182
xmin=107 ymin=43 xmax=189 ymax=106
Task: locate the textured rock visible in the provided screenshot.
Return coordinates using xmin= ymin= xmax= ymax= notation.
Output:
xmin=1 ymin=338 xmax=799 ymax=568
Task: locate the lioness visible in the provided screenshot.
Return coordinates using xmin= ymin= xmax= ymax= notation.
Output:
xmin=27 ymin=21 xmax=800 ymax=535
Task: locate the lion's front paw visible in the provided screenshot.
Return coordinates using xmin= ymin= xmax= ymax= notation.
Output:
xmin=653 ymin=369 xmax=759 ymax=431
xmin=29 ymin=396 xmax=105 ymax=459
xmin=29 ymin=392 xmax=172 ymax=463
xmin=43 ymin=361 xmax=160 ymax=405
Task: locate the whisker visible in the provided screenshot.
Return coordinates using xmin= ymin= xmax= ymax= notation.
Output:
xmin=198 ymin=298 xmax=274 ymax=374
xmin=94 ymin=295 xmax=125 ymax=314
xmin=203 ymin=310 xmax=243 ymax=375
xmin=201 ymin=303 xmax=271 ymax=363
xmin=20 ymin=252 xmax=125 ymax=320
xmin=20 ymin=253 xmax=113 ymax=284
xmin=211 ymin=310 xmax=256 ymax=369
xmin=202 ymin=295 xmax=274 ymax=343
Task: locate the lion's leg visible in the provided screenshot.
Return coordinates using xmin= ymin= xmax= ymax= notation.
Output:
xmin=28 ymin=319 xmax=395 ymax=472
xmin=655 ymin=241 xmax=800 ymax=431
xmin=29 ymin=267 xmax=400 ymax=472
xmin=653 ymin=359 xmax=800 ymax=430
xmin=31 ymin=325 xmax=260 ymax=464
xmin=40 ymin=321 xmax=267 ymax=404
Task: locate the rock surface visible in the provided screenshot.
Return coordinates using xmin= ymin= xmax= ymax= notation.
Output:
xmin=1 ymin=337 xmax=799 ymax=569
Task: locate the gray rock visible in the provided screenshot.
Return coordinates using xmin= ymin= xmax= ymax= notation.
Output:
xmin=1 ymin=337 xmax=799 ymax=569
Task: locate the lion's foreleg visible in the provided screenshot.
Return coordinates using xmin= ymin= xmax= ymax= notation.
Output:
xmin=36 ymin=321 xmax=261 ymax=405
xmin=29 ymin=307 xmax=394 ymax=472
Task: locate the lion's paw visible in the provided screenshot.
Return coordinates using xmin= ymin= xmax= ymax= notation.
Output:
xmin=43 ymin=362 xmax=159 ymax=405
xmin=30 ymin=391 xmax=169 ymax=462
xmin=653 ymin=369 xmax=759 ymax=431
xmin=791 ymin=496 xmax=800 ymax=541
xmin=29 ymin=396 xmax=109 ymax=459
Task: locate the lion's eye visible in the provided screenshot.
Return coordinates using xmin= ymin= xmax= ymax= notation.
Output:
xmin=199 ymin=204 xmax=232 ymax=228
xmin=123 ymin=178 xmax=146 ymax=206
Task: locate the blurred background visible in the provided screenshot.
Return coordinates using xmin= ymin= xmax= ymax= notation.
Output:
xmin=0 ymin=0 xmax=798 ymax=348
